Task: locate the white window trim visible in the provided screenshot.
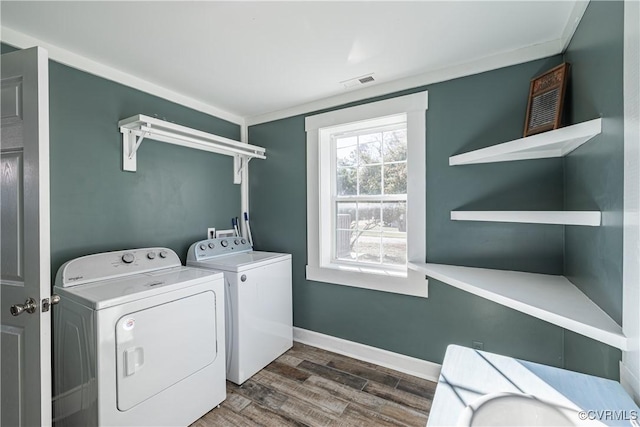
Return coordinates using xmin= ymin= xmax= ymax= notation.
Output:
xmin=306 ymin=92 xmax=428 ymax=298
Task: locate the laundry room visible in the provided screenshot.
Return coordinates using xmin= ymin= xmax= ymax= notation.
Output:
xmin=1 ymin=1 xmax=640 ymax=426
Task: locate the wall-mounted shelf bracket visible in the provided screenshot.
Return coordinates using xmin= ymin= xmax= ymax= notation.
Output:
xmin=233 ymin=155 xmax=249 ymax=184
xmin=119 ymin=114 xmax=266 ymax=177
xmin=122 ymin=128 xmax=149 ymax=172
xmin=130 ymin=131 xmax=147 ymax=158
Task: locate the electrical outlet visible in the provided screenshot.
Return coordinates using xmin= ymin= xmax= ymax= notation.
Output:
xmin=472 ymin=341 xmax=484 ymax=350
xmin=207 ymin=228 xmax=216 ymax=239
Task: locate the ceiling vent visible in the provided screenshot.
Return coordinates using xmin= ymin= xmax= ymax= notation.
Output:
xmin=341 ymin=73 xmax=376 ymax=89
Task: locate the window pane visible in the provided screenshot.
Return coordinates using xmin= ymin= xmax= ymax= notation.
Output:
xmin=382 ymin=235 xmax=406 ymax=266
xmin=358 ymin=134 xmax=382 ymax=164
xmin=383 ymin=202 xmax=406 ymax=232
xmin=329 ymin=120 xmax=411 ymax=269
xmin=355 ymin=231 xmax=381 ymax=264
xmin=336 ymin=136 xmax=357 ymax=150
xmin=383 ymin=129 xmax=407 ymax=162
xmin=336 ymin=202 xmax=356 ymax=261
xmin=358 ymin=165 xmax=382 ymax=195
xmin=337 ymin=141 xmax=357 ymax=167
xmin=359 ymin=132 xmax=382 ymax=145
xmin=336 ymin=230 xmax=355 ymax=261
xmin=336 ymin=202 xmax=356 ymax=229
xmin=337 ymin=167 xmax=357 ymax=196
xmin=383 ymin=163 xmax=407 ymax=195
xmin=357 ymin=202 xmax=381 ymax=231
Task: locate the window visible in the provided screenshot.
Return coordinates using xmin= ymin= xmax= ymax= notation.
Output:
xmin=306 ymin=92 xmax=428 ymax=297
xmin=333 ymin=115 xmax=408 ymax=269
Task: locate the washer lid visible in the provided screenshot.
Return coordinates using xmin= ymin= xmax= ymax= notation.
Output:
xmin=189 ymin=251 xmax=291 ymax=272
xmin=54 ymin=266 xmax=223 ymax=310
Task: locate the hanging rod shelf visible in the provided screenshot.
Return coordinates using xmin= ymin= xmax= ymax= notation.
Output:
xmin=119 ymin=115 xmax=266 ymax=181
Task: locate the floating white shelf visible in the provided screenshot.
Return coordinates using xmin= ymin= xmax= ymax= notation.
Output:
xmin=407 ymin=262 xmax=627 ymax=350
xmin=119 ymin=114 xmax=266 ymax=182
xmin=450 ymin=211 xmax=601 ymax=226
xmin=449 ymin=118 xmax=602 ymax=166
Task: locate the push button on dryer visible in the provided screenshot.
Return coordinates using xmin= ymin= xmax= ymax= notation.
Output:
xmin=122 ymin=253 xmax=135 ymax=264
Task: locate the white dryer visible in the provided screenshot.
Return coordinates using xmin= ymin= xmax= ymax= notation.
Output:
xmin=187 ymin=238 xmax=292 ymax=385
xmin=53 ymin=247 xmax=226 ymax=427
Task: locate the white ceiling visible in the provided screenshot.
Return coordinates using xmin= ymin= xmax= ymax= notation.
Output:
xmin=0 ymin=1 xmax=582 ymax=123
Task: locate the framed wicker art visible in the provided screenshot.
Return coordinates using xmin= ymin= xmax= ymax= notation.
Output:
xmin=523 ymin=63 xmax=569 ymax=137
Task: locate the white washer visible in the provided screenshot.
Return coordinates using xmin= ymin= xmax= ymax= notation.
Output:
xmin=53 ymin=247 xmax=226 ymax=427
xmin=187 ymin=238 xmax=292 ymax=385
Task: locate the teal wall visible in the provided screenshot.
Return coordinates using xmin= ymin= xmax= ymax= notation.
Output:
xmin=249 ymin=58 xmax=572 ymax=373
xmin=564 ymin=1 xmax=624 ymax=323
xmin=2 ymin=42 xmax=242 ymax=280
xmin=1 ymin=43 xmax=17 ymax=54
xmin=48 ymin=63 xmax=241 ymax=277
xmin=248 ymin=3 xmax=623 ymax=379
xmin=562 ymin=0 xmax=624 ymax=377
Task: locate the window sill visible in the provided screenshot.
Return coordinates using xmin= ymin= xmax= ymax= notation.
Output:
xmin=306 ymin=264 xmax=428 ymax=298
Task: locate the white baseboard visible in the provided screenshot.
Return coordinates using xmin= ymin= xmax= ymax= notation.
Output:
xmin=620 ymin=361 xmax=640 ymax=405
xmin=293 ymin=327 xmax=441 ymax=382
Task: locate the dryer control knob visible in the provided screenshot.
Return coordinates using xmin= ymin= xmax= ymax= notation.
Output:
xmin=221 ymin=240 xmax=229 ymax=247
xmin=199 ymin=244 xmax=207 ymax=251
xmin=234 ymin=239 xmax=240 ymax=245
xmin=147 ymin=252 xmax=156 ymax=260
xmin=208 ymin=243 xmax=215 ymax=249
xmin=241 ymin=274 xmax=247 ymax=282
xmin=159 ymin=250 xmax=168 ymax=258
xmin=122 ymin=253 xmax=135 ymax=264
xmin=241 ymin=239 xmax=246 ymax=244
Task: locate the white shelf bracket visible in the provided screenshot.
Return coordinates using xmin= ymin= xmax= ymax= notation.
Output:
xmin=122 ymin=129 xmax=150 ymax=172
xmin=129 ymin=133 xmax=146 ymax=159
xmin=233 ymin=155 xmax=245 ymax=184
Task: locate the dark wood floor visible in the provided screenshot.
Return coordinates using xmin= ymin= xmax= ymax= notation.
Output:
xmin=191 ymin=342 xmax=436 ymax=426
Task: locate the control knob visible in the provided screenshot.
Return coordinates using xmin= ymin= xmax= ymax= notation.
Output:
xmin=159 ymin=250 xmax=168 ymax=258
xmin=220 ymin=240 xmax=229 ymax=248
xmin=122 ymin=253 xmax=135 ymax=264
xmin=208 ymin=243 xmax=215 ymax=249
xmin=234 ymin=239 xmax=240 ymax=245
xmin=241 ymin=239 xmax=246 ymax=244
xmin=199 ymin=244 xmax=207 ymax=251
xmin=147 ymin=252 xmax=156 ymax=260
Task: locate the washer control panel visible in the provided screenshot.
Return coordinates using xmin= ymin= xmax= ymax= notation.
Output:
xmin=56 ymin=247 xmax=181 ymax=287
xmin=188 ymin=237 xmax=252 ymax=261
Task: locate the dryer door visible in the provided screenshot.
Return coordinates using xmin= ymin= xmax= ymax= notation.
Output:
xmin=115 ymin=291 xmax=217 ymax=411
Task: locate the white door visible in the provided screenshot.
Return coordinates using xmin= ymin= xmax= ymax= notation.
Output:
xmin=1 ymin=46 xmax=52 ymax=427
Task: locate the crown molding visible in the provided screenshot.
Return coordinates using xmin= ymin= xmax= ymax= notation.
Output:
xmin=560 ymin=1 xmax=590 ymax=52
xmin=1 ymin=0 xmax=589 ymax=128
xmin=0 ymin=26 xmax=245 ymax=126
xmin=246 ymin=38 xmax=564 ymax=126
